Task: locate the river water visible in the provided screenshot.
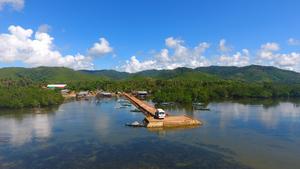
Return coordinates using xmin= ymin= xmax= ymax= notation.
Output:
xmin=0 ymin=98 xmax=300 ymax=169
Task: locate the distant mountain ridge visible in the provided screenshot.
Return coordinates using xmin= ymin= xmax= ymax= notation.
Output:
xmin=1 ymin=65 xmax=300 ymax=84
xmin=195 ymin=65 xmax=300 ymax=83
xmin=0 ymin=67 xmax=106 ymax=83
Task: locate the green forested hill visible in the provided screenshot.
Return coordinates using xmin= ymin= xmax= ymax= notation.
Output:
xmin=81 ymin=65 xmax=300 ymax=83
xmin=0 ymin=67 xmax=107 ymax=83
xmin=130 ymin=65 xmax=300 ymax=83
xmin=1 ymin=65 xmax=300 ymax=107
xmin=1 ymin=65 xmax=300 ymax=84
xmin=134 ymin=67 xmax=220 ymax=81
xmin=195 ymin=65 xmax=300 ymax=83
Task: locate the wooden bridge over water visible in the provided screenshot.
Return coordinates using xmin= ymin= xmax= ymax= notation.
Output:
xmin=123 ymin=93 xmax=201 ymax=128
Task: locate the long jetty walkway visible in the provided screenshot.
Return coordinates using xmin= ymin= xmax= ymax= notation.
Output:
xmin=123 ymin=93 xmax=156 ymax=116
xmin=123 ymin=93 xmax=201 ymax=128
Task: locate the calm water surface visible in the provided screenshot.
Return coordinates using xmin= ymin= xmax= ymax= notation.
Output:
xmin=0 ymin=98 xmax=300 ymax=169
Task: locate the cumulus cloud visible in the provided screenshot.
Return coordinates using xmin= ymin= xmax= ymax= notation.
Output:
xmin=121 ymin=37 xmax=252 ymax=72
xmin=88 ymin=38 xmax=113 ymax=56
xmin=0 ymin=0 xmax=24 ymax=11
xmin=275 ymin=53 xmax=300 ymax=70
xmin=165 ymin=37 xmax=184 ymax=48
xmin=257 ymin=42 xmax=300 ymax=71
xmin=287 ymin=38 xmax=300 ymax=46
xmin=218 ymin=39 xmax=232 ymax=52
xmin=258 ymin=42 xmax=280 ymax=60
xmin=123 ymin=56 xmax=156 ymax=73
xmin=1 ymin=25 xmax=300 ymax=72
xmin=217 ymin=49 xmax=250 ymax=67
xmin=121 ymin=38 xmax=300 ymax=72
xmin=216 ymin=39 xmax=250 ymax=67
xmin=121 ymin=37 xmax=210 ymax=73
xmin=0 ymin=25 xmax=94 ymax=70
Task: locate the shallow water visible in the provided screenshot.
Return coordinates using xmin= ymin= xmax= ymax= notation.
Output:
xmin=0 ymin=98 xmax=300 ymax=169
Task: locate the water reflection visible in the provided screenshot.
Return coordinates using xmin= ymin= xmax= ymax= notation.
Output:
xmin=156 ymin=98 xmax=300 ymax=130
xmin=212 ymin=101 xmax=300 ymax=130
xmin=0 ymin=99 xmax=300 ymax=169
xmin=94 ymin=103 xmax=111 ymax=138
xmin=0 ymin=107 xmax=58 ymax=146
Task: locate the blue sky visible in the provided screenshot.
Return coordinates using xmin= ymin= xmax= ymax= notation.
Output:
xmin=0 ymin=0 xmax=300 ymax=72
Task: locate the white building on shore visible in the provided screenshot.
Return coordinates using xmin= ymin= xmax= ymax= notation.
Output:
xmin=47 ymin=84 xmax=67 ymax=89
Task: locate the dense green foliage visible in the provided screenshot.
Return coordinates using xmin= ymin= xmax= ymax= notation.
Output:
xmin=81 ymin=65 xmax=300 ymax=83
xmin=0 ymin=79 xmax=63 ymax=108
xmin=0 ymin=67 xmax=106 ymax=83
xmin=66 ymin=79 xmax=300 ymax=103
xmin=2 ymin=65 xmax=300 ymax=83
xmin=195 ymin=65 xmax=300 ymax=83
xmin=1 ymin=65 xmax=300 ymax=107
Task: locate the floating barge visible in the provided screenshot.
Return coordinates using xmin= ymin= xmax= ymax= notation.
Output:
xmin=144 ymin=115 xmax=201 ymax=128
xmin=123 ymin=93 xmax=202 ymax=128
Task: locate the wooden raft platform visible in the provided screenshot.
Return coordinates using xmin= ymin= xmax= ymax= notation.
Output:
xmin=123 ymin=93 xmax=202 ymax=128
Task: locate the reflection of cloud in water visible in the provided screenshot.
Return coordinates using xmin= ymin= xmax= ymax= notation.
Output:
xmin=215 ymin=103 xmax=251 ymax=129
xmin=0 ymin=113 xmax=52 ymax=146
xmin=260 ymin=102 xmax=300 ymax=128
xmin=94 ymin=112 xmax=110 ymax=138
xmin=33 ymin=114 xmax=51 ymax=138
xmin=215 ymin=102 xmax=300 ymax=129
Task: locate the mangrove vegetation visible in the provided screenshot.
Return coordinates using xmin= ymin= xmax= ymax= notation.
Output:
xmin=1 ymin=65 xmax=300 ymax=108
xmin=0 ymin=79 xmax=63 ymax=108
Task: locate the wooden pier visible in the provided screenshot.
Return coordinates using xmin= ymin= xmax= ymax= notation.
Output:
xmin=123 ymin=93 xmax=202 ymax=128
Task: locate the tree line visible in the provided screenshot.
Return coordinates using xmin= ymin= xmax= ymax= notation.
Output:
xmin=1 ymin=77 xmax=300 ymax=108
xmin=0 ymin=78 xmax=63 ymax=108
xmin=67 ymin=79 xmax=300 ymax=103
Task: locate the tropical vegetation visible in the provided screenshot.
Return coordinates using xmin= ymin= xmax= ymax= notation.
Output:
xmin=0 ymin=79 xmax=63 ymax=108
xmin=1 ymin=65 xmax=300 ymax=108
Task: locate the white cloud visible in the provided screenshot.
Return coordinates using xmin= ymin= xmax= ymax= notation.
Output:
xmin=121 ymin=38 xmax=300 ymax=72
xmin=287 ymin=38 xmax=300 ymax=46
xmin=123 ymin=56 xmax=156 ymax=73
xmin=218 ymin=49 xmax=250 ymax=67
xmin=258 ymin=42 xmax=280 ymax=60
xmin=122 ymin=37 xmax=253 ymax=72
xmin=88 ymin=38 xmax=113 ymax=56
xmin=257 ymin=42 xmax=300 ymax=71
xmin=219 ymin=39 xmax=232 ymax=52
xmin=1 ymin=26 xmax=300 ymax=72
xmin=0 ymin=25 xmax=94 ymax=70
xmin=274 ymin=53 xmax=300 ymax=70
xmin=261 ymin=42 xmax=280 ymax=51
xmin=216 ymin=39 xmax=249 ymax=67
xmin=37 ymin=24 xmax=51 ymax=33
xmin=121 ymin=37 xmax=210 ymax=73
xmin=165 ymin=37 xmax=184 ymax=48
xmin=0 ymin=0 xmax=24 ymax=11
